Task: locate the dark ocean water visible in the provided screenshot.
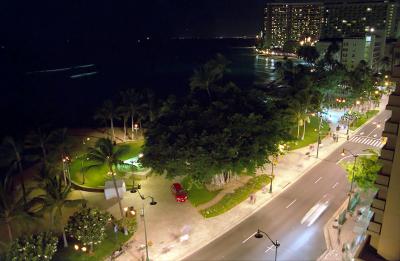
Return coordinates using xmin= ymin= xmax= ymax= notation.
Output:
xmin=1 ymin=38 xmax=282 ymax=136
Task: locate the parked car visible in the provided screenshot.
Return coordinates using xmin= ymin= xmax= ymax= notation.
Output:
xmin=171 ymin=183 xmax=188 ymax=202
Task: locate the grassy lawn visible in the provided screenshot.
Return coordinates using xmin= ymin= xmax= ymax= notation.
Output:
xmin=69 ymin=140 xmax=144 ymax=188
xmin=54 ymin=226 xmax=130 ymax=261
xmin=200 ymin=175 xmax=271 ymax=218
xmin=288 ymin=116 xmax=330 ymax=151
xmin=182 ymin=177 xmax=221 ymax=207
xmin=350 ymin=110 xmax=379 ymax=131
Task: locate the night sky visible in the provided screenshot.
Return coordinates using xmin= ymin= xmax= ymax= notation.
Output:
xmin=1 ymin=0 xmax=266 ymax=48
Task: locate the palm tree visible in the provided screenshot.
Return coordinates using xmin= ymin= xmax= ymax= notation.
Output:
xmin=83 ymin=138 xmax=128 ymax=219
xmin=287 ymin=100 xmax=304 ymax=139
xmin=117 ymin=105 xmax=131 ymax=141
xmin=25 ymin=127 xmax=53 ymax=163
xmin=39 ymin=168 xmax=85 ymax=247
xmin=0 ymin=175 xmax=42 ymax=242
xmin=121 ymin=89 xmax=140 ymax=140
xmin=46 ymin=128 xmax=72 ymax=184
xmin=287 ymin=98 xmax=310 ymax=140
xmin=296 ymin=90 xmax=313 ymax=140
xmin=94 ymin=100 xmax=117 ymax=142
xmin=0 ymin=137 xmax=28 ymax=203
xmin=190 ymin=54 xmax=230 ymax=98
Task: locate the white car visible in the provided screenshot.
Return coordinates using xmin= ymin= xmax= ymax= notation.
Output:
xmin=301 ymin=200 xmax=330 ymax=227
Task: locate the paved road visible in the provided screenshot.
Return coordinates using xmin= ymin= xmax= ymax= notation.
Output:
xmin=185 ymin=110 xmax=390 ymax=261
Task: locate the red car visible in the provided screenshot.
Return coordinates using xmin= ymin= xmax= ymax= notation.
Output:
xmin=171 ymin=183 xmax=188 ymax=202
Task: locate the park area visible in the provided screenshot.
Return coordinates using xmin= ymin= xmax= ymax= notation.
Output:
xmin=69 ymin=139 xmax=147 ymax=188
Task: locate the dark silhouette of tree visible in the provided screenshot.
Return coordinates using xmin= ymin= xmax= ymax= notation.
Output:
xmin=297 ymin=46 xmax=320 ymax=64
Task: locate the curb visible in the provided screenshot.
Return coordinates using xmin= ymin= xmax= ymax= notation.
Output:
xmin=350 ymin=108 xmax=386 ymax=136
xmin=179 ymin=104 xmax=388 ymax=261
xmin=178 ymin=140 xmax=346 ymax=261
xmin=318 ymin=199 xmax=349 ymax=261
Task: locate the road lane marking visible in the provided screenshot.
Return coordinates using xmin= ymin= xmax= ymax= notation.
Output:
xmin=360 ymin=132 xmax=364 ymax=135
xmin=286 ymin=199 xmax=297 ymax=209
xmin=265 ymin=244 xmax=274 ymax=253
xmin=332 ymin=182 xmax=339 ymax=189
xmin=242 ymin=232 xmax=256 ymax=244
xmin=314 ymin=177 xmax=322 ymax=184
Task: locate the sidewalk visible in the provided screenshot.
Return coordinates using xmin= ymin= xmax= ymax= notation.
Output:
xmin=113 ymin=125 xmax=351 ymax=261
xmin=91 ymin=96 xmax=388 ymax=261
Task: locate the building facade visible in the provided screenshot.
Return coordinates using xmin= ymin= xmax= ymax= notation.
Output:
xmin=263 ymin=2 xmax=323 ymax=49
xmin=321 ymin=0 xmax=398 ymax=39
xmin=316 ymin=31 xmax=385 ymax=71
xmin=263 ymin=1 xmax=399 ymax=50
xmin=367 ymin=41 xmax=400 ymax=260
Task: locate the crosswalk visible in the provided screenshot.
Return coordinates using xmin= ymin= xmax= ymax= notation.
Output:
xmin=349 ymin=135 xmax=385 ymax=148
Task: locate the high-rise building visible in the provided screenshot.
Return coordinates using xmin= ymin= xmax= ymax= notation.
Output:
xmin=341 ymin=31 xmax=386 ymax=70
xmin=367 ymin=41 xmax=400 ymax=260
xmin=262 ymin=1 xmax=399 ymax=50
xmin=321 ymin=0 xmax=398 ymax=39
xmin=263 ymin=2 xmax=323 ymax=49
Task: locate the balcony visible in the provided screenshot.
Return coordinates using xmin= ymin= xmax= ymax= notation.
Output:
xmin=392 ymin=65 xmax=400 ymax=80
xmin=380 ymin=148 xmax=395 ymax=161
xmin=387 ymin=94 xmax=400 ymax=108
xmin=367 ymin=221 xmax=382 ymax=234
xmin=371 ymin=208 xmax=384 ymax=224
xmin=378 ymin=158 xmax=393 ymax=176
xmin=372 ymin=198 xmax=386 ymax=211
xmin=375 ymin=184 xmax=388 ymax=200
xmin=375 ymin=174 xmax=390 ymax=186
xmin=383 ymin=120 xmax=399 ymax=135
xmin=382 ymin=133 xmax=398 ymax=151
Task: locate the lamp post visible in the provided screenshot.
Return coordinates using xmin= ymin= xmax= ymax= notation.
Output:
xmin=254 ymin=229 xmax=280 ymax=261
xmin=134 ymin=124 xmax=139 ymax=139
xmin=340 ymin=148 xmax=358 ymax=211
xmin=312 ymin=111 xmax=325 ymax=158
xmin=130 ymin=185 xmax=157 ymax=261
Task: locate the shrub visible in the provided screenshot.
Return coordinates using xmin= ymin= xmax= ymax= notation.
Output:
xmin=5 ymin=232 xmax=58 ymax=261
xmin=200 ymin=175 xmax=270 ymax=218
xmin=65 ymin=207 xmax=111 ymax=253
xmin=115 ymin=216 xmax=137 ymax=234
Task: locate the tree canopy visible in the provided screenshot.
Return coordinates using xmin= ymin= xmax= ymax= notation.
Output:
xmin=65 ymin=207 xmax=111 ymax=253
xmin=142 ymin=56 xmax=291 ymax=183
xmin=297 ymin=46 xmax=319 ymax=64
xmin=5 ymin=232 xmax=58 ymax=261
xmin=342 ymin=150 xmax=381 ymax=191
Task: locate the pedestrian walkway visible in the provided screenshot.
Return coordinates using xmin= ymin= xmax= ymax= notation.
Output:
xmin=349 ymin=135 xmax=385 ymax=148
xmin=111 ymin=97 xmax=389 ymax=261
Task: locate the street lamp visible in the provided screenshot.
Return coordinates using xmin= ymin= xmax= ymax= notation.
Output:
xmin=130 ymin=185 xmax=157 ymax=261
xmin=313 ymin=111 xmax=326 ymax=158
xmin=134 ymin=124 xmax=139 ymax=138
xmin=269 ymin=156 xmax=277 ymax=193
xmin=254 ymin=229 xmax=280 ymax=261
xmin=340 ymin=148 xmax=358 ymax=211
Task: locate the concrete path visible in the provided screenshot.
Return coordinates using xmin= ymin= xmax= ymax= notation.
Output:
xmin=70 ymin=96 xmax=388 ymax=261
